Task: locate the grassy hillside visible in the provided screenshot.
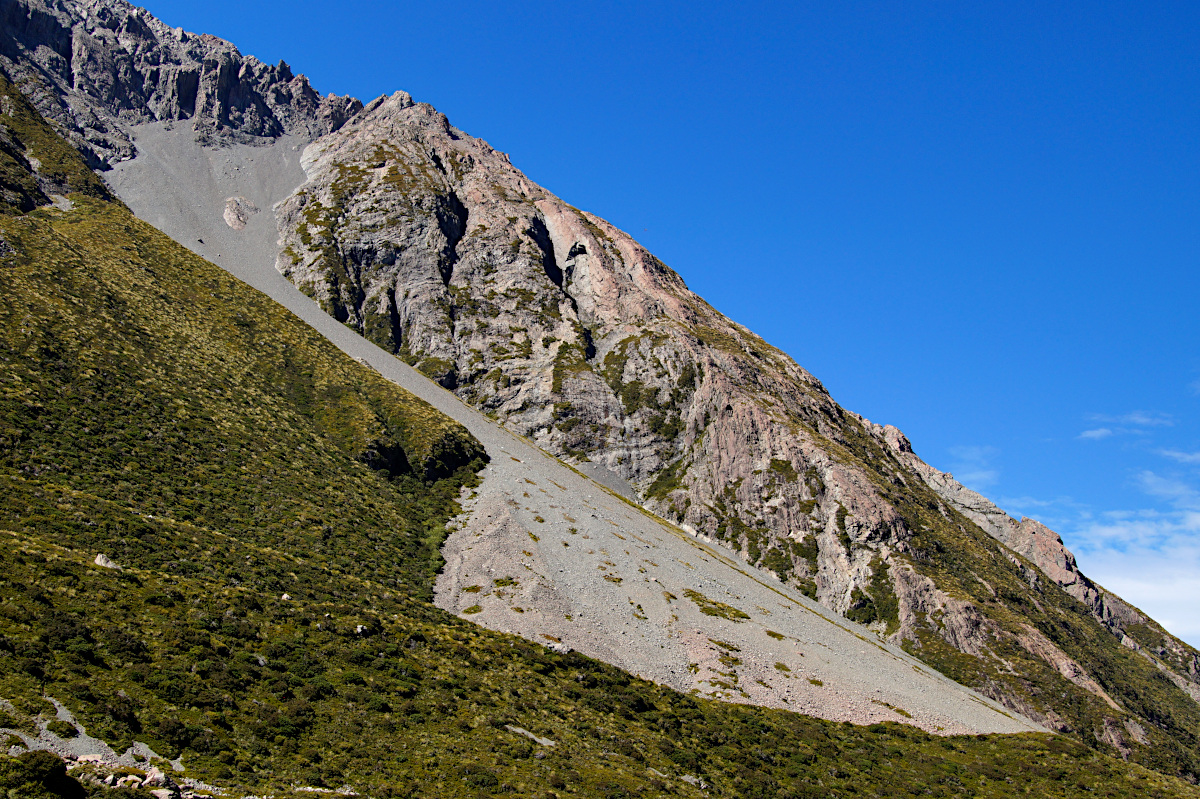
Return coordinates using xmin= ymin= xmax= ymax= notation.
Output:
xmin=1 ymin=76 xmax=1199 ymax=799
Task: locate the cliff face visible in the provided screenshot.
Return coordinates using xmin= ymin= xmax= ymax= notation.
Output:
xmin=0 ymin=0 xmax=361 ymax=167
xmin=276 ymin=91 xmax=898 ymax=609
xmin=5 ymin=0 xmax=1200 ymax=778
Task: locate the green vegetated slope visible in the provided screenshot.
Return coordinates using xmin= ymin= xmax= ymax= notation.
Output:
xmin=0 ymin=72 xmax=112 ymax=211
xmin=0 ymin=80 xmax=1198 ymax=799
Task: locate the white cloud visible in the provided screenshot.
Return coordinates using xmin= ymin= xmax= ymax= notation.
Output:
xmin=1136 ymin=471 xmax=1200 ymax=508
xmin=1054 ymin=470 xmax=1200 ymax=647
xmin=1079 ymin=428 xmax=1113 ymax=440
xmin=1190 ymin=379 xmax=1200 ymax=397
xmin=946 ymin=445 xmax=999 ymax=490
xmin=1089 ymin=411 xmax=1175 ymax=427
xmin=1067 ymin=507 xmax=1200 ymax=647
xmin=1066 ymin=474 xmax=1198 ymax=552
xmin=1083 ymin=546 xmax=1200 ymax=647
xmin=1160 ymin=449 xmax=1200 ymax=464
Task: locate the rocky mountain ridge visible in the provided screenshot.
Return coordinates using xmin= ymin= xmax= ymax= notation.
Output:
xmin=3 ymin=0 xmax=1200 ymax=781
xmin=868 ymin=419 xmax=1200 ymax=701
xmin=0 ymin=0 xmax=360 ymax=167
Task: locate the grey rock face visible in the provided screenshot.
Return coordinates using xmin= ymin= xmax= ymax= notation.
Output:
xmin=0 ymin=0 xmax=362 ymax=167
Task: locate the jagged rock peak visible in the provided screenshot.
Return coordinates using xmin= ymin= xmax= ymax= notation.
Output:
xmin=0 ymin=0 xmax=363 ymax=166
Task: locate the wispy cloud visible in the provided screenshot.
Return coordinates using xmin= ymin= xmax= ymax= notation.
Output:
xmin=946 ymin=445 xmax=999 ymax=491
xmin=1060 ymin=469 xmax=1200 ymax=647
xmin=1190 ymin=379 xmax=1200 ymax=397
xmin=999 ymin=495 xmax=1057 ymax=509
xmin=1067 ymin=473 xmax=1198 ymax=552
xmin=1136 ymin=471 xmax=1200 ymax=508
xmin=1083 ymin=545 xmax=1200 ymax=645
xmin=1160 ymin=449 xmax=1200 ymax=464
xmin=1078 ymin=411 xmax=1174 ymax=440
xmin=1072 ymin=509 xmax=1195 ymax=553
xmin=1088 ymin=411 xmax=1175 ymax=427
xmin=998 ymin=494 xmax=1089 ymax=530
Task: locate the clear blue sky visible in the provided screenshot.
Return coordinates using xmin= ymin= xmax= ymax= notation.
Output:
xmin=139 ymin=0 xmax=1200 ymax=645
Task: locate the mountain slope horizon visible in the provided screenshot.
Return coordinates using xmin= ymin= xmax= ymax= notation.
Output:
xmin=2 ymin=0 xmax=1199 ymax=787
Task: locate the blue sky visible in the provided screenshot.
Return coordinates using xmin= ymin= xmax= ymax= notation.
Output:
xmin=139 ymin=0 xmax=1199 ymax=645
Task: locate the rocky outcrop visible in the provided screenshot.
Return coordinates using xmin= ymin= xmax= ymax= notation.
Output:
xmin=275 ymin=91 xmax=915 ymax=620
xmin=864 ymin=419 xmax=1104 ymax=599
xmin=0 ymin=0 xmax=361 ymax=167
xmin=1015 ymin=623 xmax=1121 ymax=710
xmin=0 ymin=696 xmax=200 ymax=795
xmin=879 ymin=421 xmax=1111 ymax=613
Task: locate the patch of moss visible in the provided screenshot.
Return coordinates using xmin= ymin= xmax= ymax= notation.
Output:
xmin=760 ymin=547 xmax=792 ymax=579
xmin=645 ymin=458 xmax=687 ymax=501
xmin=845 ymin=559 xmax=900 ymax=633
xmin=768 ymin=458 xmax=798 ymax=482
xmin=551 ymin=340 xmax=592 ymax=394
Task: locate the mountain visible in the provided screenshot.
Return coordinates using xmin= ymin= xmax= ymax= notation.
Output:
xmin=1 ymin=0 xmax=1199 ymax=792
xmin=271 ymin=39 xmax=1200 ymax=782
xmin=8 ymin=49 xmax=1198 ymax=799
xmin=89 ymin=84 xmax=1042 ymax=740
xmin=0 ymin=0 xmax=360 ymax=167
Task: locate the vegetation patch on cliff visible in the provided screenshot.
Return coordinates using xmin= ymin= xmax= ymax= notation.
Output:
xmin=684 ymin=590 xmax=751 ymax=622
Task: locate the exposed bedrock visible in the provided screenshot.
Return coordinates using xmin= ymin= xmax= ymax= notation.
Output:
xmin=0 ymin=0 xmax=361 ymax=166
